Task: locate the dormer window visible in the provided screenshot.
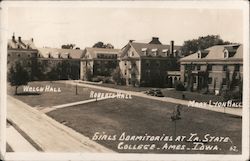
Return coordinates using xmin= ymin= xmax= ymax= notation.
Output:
xmin=129 ymin=51 xmax=134 ymax=57
xmin=173 ymin=50 xmax=177 ymax=57
xmin=151 ymin=48 xmax=158 ymax=56
xmin=224 ymin=49 xmax=229 ymax=58
xmin=141 ymin=48 xmax=147 ymax=56
xmin=197 ymin=50 xmax=201 ymax=59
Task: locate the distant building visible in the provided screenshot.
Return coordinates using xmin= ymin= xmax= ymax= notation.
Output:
xmin=119 ymin=37 xmax=182 ymax=87
xmin=179 ymin=44 xmax=243 ymax=93
xmin=7 ymin=34 xmax=38 ymax=79
xmin=37 ymin=47 xmax=84 ymax=80
xmin=80 ymin=47 xmax=121 ymax=80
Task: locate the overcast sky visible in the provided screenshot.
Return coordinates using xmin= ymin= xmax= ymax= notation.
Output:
xmin=8 ymin=7 xmax=243 ymax=49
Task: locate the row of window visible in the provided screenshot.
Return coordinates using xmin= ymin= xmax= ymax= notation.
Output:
xmin=97 ymin=54 xmax=117 ymax=59
xmin=185 ymin=64 xmax=241 ymax=71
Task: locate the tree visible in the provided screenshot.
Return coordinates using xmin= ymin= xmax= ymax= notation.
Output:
xmin=93 ymin=42 xmax=114 ymax=49
xmin=93 ymin=42 xmax=105 ymax=48
xmin=8 ymin=62 xmax=30 ymax=95
xmin=181 ymin=35 xmax=232 ymax=56
xmin=111 ymin=67 xmax=122 ymax=85
xmin=61 ymin=44 xmax=75 ymax=49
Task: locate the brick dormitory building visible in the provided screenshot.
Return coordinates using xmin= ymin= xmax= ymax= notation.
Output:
xmin=7 ymin=34 xmax=244 ymax=95
xmin=7 ymin=34 xmax=83 ymax=80
xmin=179 ymin=44 xmax=243 ymax=94
xmin=119 ymin=37 xmax=182 ymax=87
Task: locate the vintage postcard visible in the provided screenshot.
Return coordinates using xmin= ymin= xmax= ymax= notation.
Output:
xmin=0 ymin=1 xmax=249 ymax=161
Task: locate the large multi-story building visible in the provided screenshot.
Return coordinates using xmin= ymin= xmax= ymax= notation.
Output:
xmin=7 ymin=34 xmax=83 ymax=80
xmin=80 ymin=47 xmax=121 ymax=80
xmin=119 ymin=37 xmax=182 ymax=87
xmin=37 ymin=47 xmax=84 ymax=80
xmin=7 ymin=34 xmax=38 ymax=79
xmin=179 ymin=44 xmax=243 ymax=93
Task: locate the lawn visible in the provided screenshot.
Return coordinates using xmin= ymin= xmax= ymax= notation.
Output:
xmin=95 ymin=83 xmax=225 ymax=103
xmin=48 ymin=96 xmax=242 ymax=154
xmin=7 ymin=81 xmax=107 ymax=107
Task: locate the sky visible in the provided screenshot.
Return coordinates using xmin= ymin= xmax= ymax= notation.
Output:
xmin=8 ymin=7 xmax=243 ymax=49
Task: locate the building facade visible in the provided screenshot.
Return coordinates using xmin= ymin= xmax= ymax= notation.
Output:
xmin=37 ymin=47 xmax=83 ymax=80
xmin=80 ymin=47 xmax=121 ymax=80
xmin=7 ymin=35 xmax=39 ymax=79
xmin=179 ymin=44 xmax=243 ymax=93
xmin=119 ymin=37 xmax=182 ymax=87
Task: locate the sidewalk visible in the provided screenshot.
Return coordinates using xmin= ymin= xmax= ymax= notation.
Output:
xmin=62 ymin=80 xmax=242 ymax=116
xmin=7 ymin=95 xmax=113 ymax=153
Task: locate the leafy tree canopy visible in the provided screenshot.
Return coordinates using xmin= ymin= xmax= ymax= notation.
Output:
xmin=8 ymin=62 xmax=30 ymax=94
xmin=93 ymin=41 xmax=114 ymax=49
xmin=181 ymin=35 xmax=232 ymax=56
xmin=61 ymin=44 xmax=78 ymax=49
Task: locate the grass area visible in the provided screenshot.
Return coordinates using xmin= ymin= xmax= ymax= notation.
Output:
xmin=48 ymin=96 xmax=241 ymax=154
xmin=95 ymin=83 xmax=224 ymax=103
xmin=7 ymin=81 xmax=107 ymax=107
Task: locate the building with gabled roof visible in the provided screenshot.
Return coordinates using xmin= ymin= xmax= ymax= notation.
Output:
xmin=37 ymin=47 xmax=84 ymax=80
xmin=7 ymin=34 xmax=39 ymax=79
xmin=119 ymin=37 xmax=182 ymax=87
xmin=80 ymin=47 xmax=121 ymax=80
xmin=179 ymin=44 xmax=243 ymax=93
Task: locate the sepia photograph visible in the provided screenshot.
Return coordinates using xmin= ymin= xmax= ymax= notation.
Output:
xmin=0 ymin=1 xmax=249 ymax=161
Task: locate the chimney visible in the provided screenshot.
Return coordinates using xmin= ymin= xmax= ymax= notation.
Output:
xmin=12 ymin=33 xmax=15 ymax=41
xmin=149 ymin=37 xmax=162 ymax=44
xmin=170 ymin=40 xmax=174 ymax=55
xmin=18 ymin=36 xmax=21 ymax=42
xmin=129 ymin=40 xmax=134 ymax=43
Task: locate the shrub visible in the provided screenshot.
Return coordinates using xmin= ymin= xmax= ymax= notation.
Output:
xmin=222 ymin=90 xmax=242 ymax=102
xmin=174 ymin=81 xmax=186 ymax=91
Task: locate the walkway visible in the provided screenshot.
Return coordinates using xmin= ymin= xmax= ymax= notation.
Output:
xmin=40 ymin=97 xmax=109 ymax=113
xmin=7 ymin=96 xmax=113 ymax=152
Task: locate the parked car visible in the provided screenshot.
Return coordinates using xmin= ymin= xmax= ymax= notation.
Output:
xmin=145 ymin=88 xmax=164 ymax=97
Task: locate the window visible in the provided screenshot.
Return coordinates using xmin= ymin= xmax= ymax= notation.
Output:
xmin=18 ymin=54 xmax=20 ymax=57
xmin=151 ymin=49 xmax=158 ymax=56
xmin=124 ymin=61 xmax=127 ymax=66
xmin=8 ymin=54 xmax=10 ymax=57
xmin=162 ymin=49 xmax=168 ymax=56
xmin=142 ymin=48 xmax=147 ymax=56
xmin=207 ymin=64 xmax=212 ymax=71
xmin=193 ymin=76 xmax=197 ymax=83
xmin=222 ymin=78 xmax=227 ymax=85
xmin=28 ymin=54 xmax=30 ymax=58
xmin=235 ymin=64 xmax=240 ymax=71
xmin=197 ymin=65 xmax=201 ymax=70
xmin=208 ymin=77 xmax=212 ymax=84
xmin=197 ymin=50 xmax=201 ymax=59
xmin=224 ymin=49 xmax=229 ymax=58
xmin=156 ymin=61 xmax=160 ymax=67
xmin=184 ymin=76 xmax=187 ymax=82
xmin=223 ymin=65 xmax=227 ymax=71
xmin=124 ymin=70 xmax=127 ymax=75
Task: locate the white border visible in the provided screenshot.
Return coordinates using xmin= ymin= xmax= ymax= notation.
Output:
xmin=1 ymin=1 xmax=249 ymax=161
